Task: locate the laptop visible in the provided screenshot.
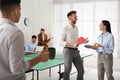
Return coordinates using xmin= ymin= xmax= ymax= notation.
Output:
xmin=35 ymin=46 xmax=44 ymax=52
xmin=24 ymin=46 xmax=43 ymax=55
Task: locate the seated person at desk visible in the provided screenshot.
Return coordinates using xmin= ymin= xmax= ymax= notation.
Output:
xmin=25 ymin=35 xmax=37 ymax=52
xmin=38 ymin=28 xmax=53 ymax=49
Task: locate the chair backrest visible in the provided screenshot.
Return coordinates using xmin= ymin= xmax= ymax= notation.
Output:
xmin=48 ymin=47 xmax=56 ymax=59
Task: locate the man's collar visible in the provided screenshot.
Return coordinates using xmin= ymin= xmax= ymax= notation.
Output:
xmin=0 ymin=18 xmax=16 ymax=26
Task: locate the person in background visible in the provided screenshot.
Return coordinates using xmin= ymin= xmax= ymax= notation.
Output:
xmin=0 ymin=0 xmax=49 ymax=80
xmin=60 ymin=11 xmax=88 ymax=80
xmin=38 ymin=28 xmax=53 ymax=49
xmin=92 ymin=20 xmax=114 ymax=80
xmin=25 ymin=35 xmax=37 ymax=52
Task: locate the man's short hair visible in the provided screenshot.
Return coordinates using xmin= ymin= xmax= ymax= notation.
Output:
xmin=67 ymin=11 xmax=77 ymax=18
xmin=32 ymin=35 xmax=37 ymax=39
xmin=40 ymin=28 xmax=45 ymax=31
xmin=0 ymin=0 xmax=21 ymax=13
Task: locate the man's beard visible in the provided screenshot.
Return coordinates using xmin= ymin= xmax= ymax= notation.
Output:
xmin=72 ymin=21 xmax=76 ymax=24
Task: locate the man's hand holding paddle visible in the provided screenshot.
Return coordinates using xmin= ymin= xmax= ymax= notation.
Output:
xmin=65 ymin=37 xmax=89 ymax=48
xmin=77 ymin=37 xmax=89 ymax=46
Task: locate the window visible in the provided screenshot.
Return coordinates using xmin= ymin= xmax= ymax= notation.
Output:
xmin=53 ymin=0 xmax=120 ymax=56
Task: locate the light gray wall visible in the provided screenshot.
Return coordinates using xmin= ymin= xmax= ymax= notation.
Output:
xmin=16 ymin=0 xmax=53 ymax=43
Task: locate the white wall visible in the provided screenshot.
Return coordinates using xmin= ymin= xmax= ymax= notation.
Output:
xmin=118 ymin=1 xmax=120 ymax=58
xmin=33 ymin=0 xmax=54 ymax=46
xmin=16 ymin=0 xmax=53 ymax=45
xmin=16 ymin=0 xmax=34 ymax=42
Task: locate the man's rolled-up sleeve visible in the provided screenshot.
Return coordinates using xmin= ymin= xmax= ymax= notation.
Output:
xmin=60 ymin=27 xmax=67 ymax=47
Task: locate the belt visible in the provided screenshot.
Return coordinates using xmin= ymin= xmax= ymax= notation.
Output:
xmin=99 ymin=52 xmax=112 ymax=54
xmin=64 ymin=47 xmax=78 ymax=50
xmin=99 ymin=52 xmax=103 ymax=54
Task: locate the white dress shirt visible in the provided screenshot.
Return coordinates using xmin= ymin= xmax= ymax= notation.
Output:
xmin=60 ymin=24 xmax=78 ymax=47
xmin=0 ymin=18 xmax=29 ymax=80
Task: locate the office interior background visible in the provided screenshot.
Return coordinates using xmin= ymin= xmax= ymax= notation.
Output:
xmin=14 ymin=0 xmax=120 ymax=57
xmin=1 ymin=0 xmax=119 ymax=80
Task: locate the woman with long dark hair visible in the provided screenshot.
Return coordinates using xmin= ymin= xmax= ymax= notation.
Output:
xmin=93 ymin=20 xmax=114 ymax=80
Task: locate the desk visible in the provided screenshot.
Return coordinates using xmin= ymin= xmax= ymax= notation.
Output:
xmin=25 ymin=52 xmax=92 ymax=80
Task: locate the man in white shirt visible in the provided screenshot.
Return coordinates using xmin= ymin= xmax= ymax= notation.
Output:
xmin=61 ymin=11 xmax=87 ymax=80
xmin=0 ymin=0 xmax=49 ymax=80
xmin=24 ymin=35 xmax=37 ymax=52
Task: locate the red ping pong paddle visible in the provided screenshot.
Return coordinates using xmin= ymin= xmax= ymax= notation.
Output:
xmin=77 ymin=37 xmax=86 ymax=44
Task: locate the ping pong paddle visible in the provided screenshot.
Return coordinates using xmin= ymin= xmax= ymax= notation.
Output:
xmin=84 ymin=43 xmax=104 ymax=49
xmin=48 ymin=47 xmax=56 ymax=59
xmin=77 ymin=37 xmax=86 ymax=45
xmin=84 ymin=45 xmax=92 ymax=49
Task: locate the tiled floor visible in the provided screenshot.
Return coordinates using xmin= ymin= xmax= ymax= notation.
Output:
xmin=26 ymin=54 xmax=120 ymax=80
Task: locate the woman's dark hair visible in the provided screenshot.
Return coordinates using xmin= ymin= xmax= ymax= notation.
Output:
xmin=0 ymin=0 xmax=21 ymax=13
xmin=102 ymin=20 xmax=112 ymax=34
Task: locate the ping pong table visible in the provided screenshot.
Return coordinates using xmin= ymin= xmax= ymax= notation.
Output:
xmin=25 ymin=52 xmax=93 ymax=80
